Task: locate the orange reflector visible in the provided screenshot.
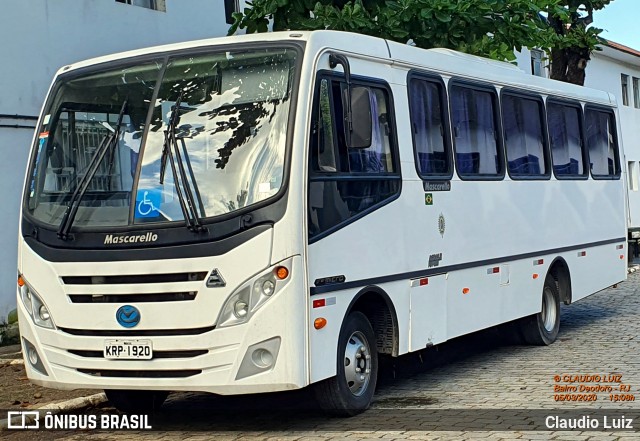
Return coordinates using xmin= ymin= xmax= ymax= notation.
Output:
xmin=462 ymin=288 xmax=470 ymax=295
xmin=275 ymin=266 xmax=289 ymax=280
xmin=620 ymin=255 xmax=625 ymax=260
xmin=533 ymin=273 xmax=539 ymax=279
xmin=314 ymin=318 xmax=327 ymax=329
xmin=17 ymin=275 xmax=25 ymax=287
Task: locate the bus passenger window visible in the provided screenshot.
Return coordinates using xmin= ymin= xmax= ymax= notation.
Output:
xmin=450 ymin=85 xmax=501 ymax=177
xmin=547 ymin=102 xmax=585 ymax=178
xmin=409 ymin=78 xmax=450 ymax=177
xmin=502 ymin=94 xmax=547 ymax=177
xmin=585 ymin=109 xmax=620 ymax=178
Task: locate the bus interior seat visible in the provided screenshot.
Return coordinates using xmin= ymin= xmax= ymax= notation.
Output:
xmin=553 ymin=158 xmax=579 ymax=175
xmin=456 ymin=152 xmax=480 ymax=174
xmin=508 ymin=154 xmax=540 ymax=175
xmin=418 ymin=151 xmax=447 ymax=174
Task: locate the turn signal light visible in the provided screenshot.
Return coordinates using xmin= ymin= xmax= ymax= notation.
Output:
xmin=275 ymin=266 xmax=289 ymax=280
xmin=533 ymin=273 xmax=539 ymax=279
xmin=314 ymin=318 xmax=327 ymax=329
xmin=462 ymin=288 xmax=470 ymax=295
xmin=17 ymin=275 xmax=25 ymax=287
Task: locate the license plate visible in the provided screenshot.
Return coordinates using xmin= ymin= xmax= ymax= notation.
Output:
xmin=104 ymin=339 xmax=152 ymax=360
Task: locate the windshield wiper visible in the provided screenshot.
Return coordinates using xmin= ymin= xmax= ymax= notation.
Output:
xmin=159 ymin=93 xmax=207 ymax=233
xmin=57 ymin=99 xmax=128 ymax=240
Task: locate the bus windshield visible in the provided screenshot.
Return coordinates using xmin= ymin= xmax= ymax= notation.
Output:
xmin=25 ymin=48 xmax=296 ymax=231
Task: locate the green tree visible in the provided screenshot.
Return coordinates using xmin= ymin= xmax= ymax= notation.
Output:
xmin=229 ymin=0 xmax=613 ymax=85
xmin=546 ymin=1 xmax=613 ymax=85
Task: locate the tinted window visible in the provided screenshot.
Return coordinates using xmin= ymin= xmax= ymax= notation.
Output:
xmin=547 ymin=102 xmax=585 ymax=177
xmin=450 ymin=85 xmax=501 ymax=177
xmin=585 ymin=109 xmax=619 ymax=178
xmin=308 ymin=77 xmax=400 ymax=240
xmin=502 ymin=94 xmax=547 ymax=177
xmin=409 ymin=78 xmax=450 ymax=177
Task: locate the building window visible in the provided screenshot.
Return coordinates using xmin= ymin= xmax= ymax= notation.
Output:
xmin=225 ymin=0 xmax=240 ymax=24
xmin=621 ymin=74 xmax=630 ymax=106
xmin=530 ymin=49 xmax=545 ymax=78
xmin=633 ymin=77 xmax=640 ymax=109
xmin=629 ymin=162 xmax=638 ymax=191
xmin=115 ymin=0 xmax=166 ymax=12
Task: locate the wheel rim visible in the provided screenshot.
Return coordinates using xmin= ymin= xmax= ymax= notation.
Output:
xmin=542 ymin=286 xmax=557 ymax=332
xmin=343 ymin=331 xmax=372 ymax=396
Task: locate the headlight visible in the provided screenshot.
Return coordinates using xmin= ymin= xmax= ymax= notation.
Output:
xmin=17 ymin=274 xmax=55 ymax=329
xmin=217 ymin=258 xmax=293 ymax=328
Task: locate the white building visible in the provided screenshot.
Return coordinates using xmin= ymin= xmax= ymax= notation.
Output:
xmin=0 ymin=0 xmax=246 ymax=320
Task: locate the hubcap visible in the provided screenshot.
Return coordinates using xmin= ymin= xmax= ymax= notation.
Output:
xmin=542 ymin=286 xmax=557 ymax=332
xmin=344 ymin=331 xmax=371 ymax=396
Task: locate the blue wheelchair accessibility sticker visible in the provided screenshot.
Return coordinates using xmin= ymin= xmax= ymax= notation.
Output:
xmin=135 ymin=189 xmax=162 ymax=218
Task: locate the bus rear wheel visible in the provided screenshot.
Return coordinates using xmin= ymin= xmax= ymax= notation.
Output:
xmin=104 ymin=390 xmax=168 ymax=414
xmin=520 ymin=274 xmax=561 ymax=345
xmin=314 ymin=311 xmax=378 ymax=416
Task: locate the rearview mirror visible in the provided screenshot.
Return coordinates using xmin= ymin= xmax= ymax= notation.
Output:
xmin=345 ymin=86 xmax=372 ymax=149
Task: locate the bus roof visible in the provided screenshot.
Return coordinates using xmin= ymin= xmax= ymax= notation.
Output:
xmin=57 ymin=30 xmax=614 ymax=107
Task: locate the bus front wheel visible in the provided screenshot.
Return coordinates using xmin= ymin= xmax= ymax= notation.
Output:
xmin=314 ymin=311 xmax=378 ymax=416
xmin=520 ymin=274 xmax=561 ymax=345
xmin=104 ymin=389 xmax=168 ymax=414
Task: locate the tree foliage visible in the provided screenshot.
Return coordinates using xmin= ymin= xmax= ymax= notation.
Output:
xmin=546 ymin=1 xmax=613 ymax=85
xmin=229 ymin=0 xmax=614 ymax=85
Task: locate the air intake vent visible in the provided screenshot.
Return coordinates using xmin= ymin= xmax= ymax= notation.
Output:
xmin=69 ymin=292 xmax=197 ymax=303
xmin=59 ymin=326 xmax=215 ymax=337
xmin=78 ymin=369 xmax=201 ymax=378
xmin=62 ymin=272 xmax=208 ymax=285
xmin=69 ymin=349 xmax=207 ymax=359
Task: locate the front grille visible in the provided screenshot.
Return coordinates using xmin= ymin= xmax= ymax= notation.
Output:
xmin=59 ymin=326 xmax=215 ymax=337
xmin=68 ymin=292 xmax=197 ymax=303
xmin=78 ymin=369 xmax=201 ymax=378
xmin=62 ymin=272 xmax=208 ymax=285
xmin=68 ymin=349 xmax=208 ymax=359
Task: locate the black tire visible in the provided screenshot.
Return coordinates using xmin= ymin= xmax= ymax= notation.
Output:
xmin=104 ymin=390 xmax=168 ymax=413
xmin=519 ymin=274 xmax=561 ymax=345
xmin=314 ymin=311 xmax=378 ymax=417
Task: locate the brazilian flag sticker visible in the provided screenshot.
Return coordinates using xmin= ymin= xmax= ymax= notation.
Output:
xmin=425 ymin=193 xmax=433 ymax=205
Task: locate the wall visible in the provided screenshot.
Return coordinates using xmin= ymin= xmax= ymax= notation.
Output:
xmin=0 ymin=0 xmax=246 ymax=320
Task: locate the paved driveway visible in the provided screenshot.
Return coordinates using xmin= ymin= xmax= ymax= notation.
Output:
xmin=6 ymin=272 xmax=640 ymax=440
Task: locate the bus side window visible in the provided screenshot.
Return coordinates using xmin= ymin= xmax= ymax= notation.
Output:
xmin=408 ymin=77 xmax=451 ymax=178
xmin=315 ymin=79 xmax=338 ymax=172
xmin=585 ymin=109 xmax=620 ymax=178
xmin=502 ymin=94 xmax=548 ymax=178
xmin=450 ymin=84 xmax=502 ymax=178
xmin=308 ymin=77 xmax=400 ymax=240
xmin=547 ymin=102 xmax=586 ymax=178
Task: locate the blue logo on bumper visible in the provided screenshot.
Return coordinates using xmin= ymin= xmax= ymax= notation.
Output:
xmin=116 ymin=305 xmax=140 ymax=328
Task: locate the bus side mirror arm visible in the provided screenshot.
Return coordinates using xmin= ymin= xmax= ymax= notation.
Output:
xmin=329 ymin=53 xmax=372 ymax=149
